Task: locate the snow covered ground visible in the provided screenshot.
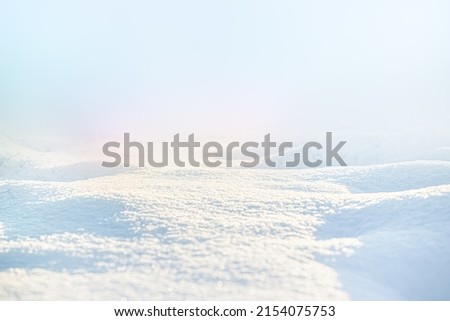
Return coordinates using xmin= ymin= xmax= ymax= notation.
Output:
xmin=0 ymin=136 xmax=450 ymax=300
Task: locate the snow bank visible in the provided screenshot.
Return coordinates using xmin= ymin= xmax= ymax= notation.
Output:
xmin=0 ymin=136 xmax=449 ymax=300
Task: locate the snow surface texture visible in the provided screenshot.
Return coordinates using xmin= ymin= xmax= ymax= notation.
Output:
xmin=0 ymin=138 xmax=450 ymax=300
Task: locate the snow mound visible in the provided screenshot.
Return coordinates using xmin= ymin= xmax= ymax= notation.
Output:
xmin=0 ymin=134 xmax=126 ymax=181
xmin=0 ymin=160 xmax=449 ymax=300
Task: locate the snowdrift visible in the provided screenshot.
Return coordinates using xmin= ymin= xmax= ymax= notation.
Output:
xmin=0 ymin=136 xmax=449 ymax=299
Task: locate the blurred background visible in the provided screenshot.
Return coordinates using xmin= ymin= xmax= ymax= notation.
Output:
xmin=1 ymin=0 xmax=449 ymax=163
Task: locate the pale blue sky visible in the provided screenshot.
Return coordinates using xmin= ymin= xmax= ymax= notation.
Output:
xmin=1 ymin=0 xmax=449 ymax=141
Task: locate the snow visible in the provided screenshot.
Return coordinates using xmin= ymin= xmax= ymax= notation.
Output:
xmin=0 ymin=136 xmax=450 ymax=300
